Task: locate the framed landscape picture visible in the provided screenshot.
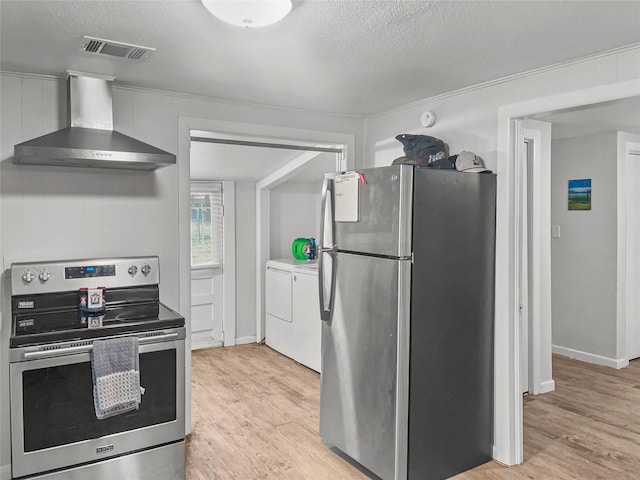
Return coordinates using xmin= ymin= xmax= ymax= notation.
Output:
xmin=568 ymin=178 xmax=591 ymax=210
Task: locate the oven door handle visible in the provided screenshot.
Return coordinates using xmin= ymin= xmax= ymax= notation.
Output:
xmin=138 ymin=332 xmax=180 ymax=344
xmin=24 ymin=344 xmax=93 ymax=359
xmin=22 ymin=332 xmax=180 ymax=359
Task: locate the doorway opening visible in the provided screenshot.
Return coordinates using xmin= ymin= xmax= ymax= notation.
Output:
xmin=516 ymin=104 xmax=640 ymax=472
xmin=177 ymin=116 xmax=356 ymax=434
xmin=188 ymin=130 xmax=347 ymax=345
xmin=497 ymin=83 xmax=640 ymax=466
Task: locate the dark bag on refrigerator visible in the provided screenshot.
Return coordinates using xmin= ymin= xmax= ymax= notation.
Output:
xmin=395 ymin=134 xmax=448 ymax=166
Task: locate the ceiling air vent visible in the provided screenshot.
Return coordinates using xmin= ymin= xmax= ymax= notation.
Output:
xmin=81 ymin=36 xmax=155 ymax=60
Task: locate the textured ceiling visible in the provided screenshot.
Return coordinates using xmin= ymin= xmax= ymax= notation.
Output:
xmin=1 ymin=0 xmax=640 ymax=116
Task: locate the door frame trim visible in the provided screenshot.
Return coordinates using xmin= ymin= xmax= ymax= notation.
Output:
xmin=618 ymin=135 xmax=640 ymax=361
xmin=496 ymin=79 xmax=640 ymax=466
xmin=222 ymin=181 xmax=236 ymax=346
xmin=517 ymin=121 xmax=554 ymax=397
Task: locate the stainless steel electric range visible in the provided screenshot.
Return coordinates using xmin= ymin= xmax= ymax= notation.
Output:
xmin=9 ymin=257 xmax=185 ymax=480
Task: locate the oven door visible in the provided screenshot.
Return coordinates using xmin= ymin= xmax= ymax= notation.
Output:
xmin=9 ymin=328 xmax=185 ymax=479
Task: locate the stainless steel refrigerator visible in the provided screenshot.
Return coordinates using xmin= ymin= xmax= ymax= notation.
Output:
xmin=318 ymin=165 xmax=496 ymax=480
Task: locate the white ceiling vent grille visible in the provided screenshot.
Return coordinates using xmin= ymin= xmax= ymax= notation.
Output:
xmin=81 ymin=36 xmax=155 ymax=60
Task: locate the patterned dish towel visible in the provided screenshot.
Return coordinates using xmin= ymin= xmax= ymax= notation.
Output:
xmin=92 ymin=336 xmax=143 ymax=419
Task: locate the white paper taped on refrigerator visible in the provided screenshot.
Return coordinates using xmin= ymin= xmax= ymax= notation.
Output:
xmin=334 ymin=171 xmax=359 ymax=222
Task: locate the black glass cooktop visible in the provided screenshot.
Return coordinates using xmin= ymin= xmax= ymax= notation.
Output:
xmin=10 ymin=286 xmax=184 ymax=348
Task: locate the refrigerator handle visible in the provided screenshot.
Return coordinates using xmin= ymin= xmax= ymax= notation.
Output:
xmin=318 ymin=250 xmax=334 ymax=321
xmin=319 ymin=177 xmax=334 ymax=321
xmin=319 ymin=176 xmax=334 ymax=250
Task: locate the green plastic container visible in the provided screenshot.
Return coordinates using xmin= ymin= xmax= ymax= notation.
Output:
xmin=292 ymin=237 xmax=311 ymax=260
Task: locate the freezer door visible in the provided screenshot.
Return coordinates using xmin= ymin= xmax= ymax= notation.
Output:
xmin=320 ymin=252 xmax=410 ymax=480
xmin=334 ymin=165 xmax=413 ymax=257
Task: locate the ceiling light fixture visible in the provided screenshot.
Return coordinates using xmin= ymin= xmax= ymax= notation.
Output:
xmin=201 ymin=0 xmax=292 ymax=28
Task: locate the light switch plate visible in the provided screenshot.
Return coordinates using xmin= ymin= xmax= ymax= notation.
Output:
xmin=552 ymin=225 xmax=561 ymax=238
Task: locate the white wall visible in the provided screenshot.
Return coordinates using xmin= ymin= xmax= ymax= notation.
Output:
xmin=550 ymin=133 xmax=618 ymax=360
xmin=0 ymin=72 xmax=364 ymax=477
xmin=269 ymin=181 xmax=321 ymax=260
xmin=235 ymin=182 xmax=257 ymax=339
xmin=365 ymin=48 xmax=640 ymax=171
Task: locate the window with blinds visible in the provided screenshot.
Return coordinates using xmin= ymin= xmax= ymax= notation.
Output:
xmin=190 ymin=182 xmax=223 ymax=268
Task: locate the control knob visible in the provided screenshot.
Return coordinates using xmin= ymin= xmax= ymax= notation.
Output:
xmin=141 ymin=263 xmax=152 ymax=276
xmin=22 ymin=269 xmax=35 ymax=283
xmin=128 ymin=265 xmax=139 ymax=276
xmin=39 ymin=269 xmax=51 ymax=282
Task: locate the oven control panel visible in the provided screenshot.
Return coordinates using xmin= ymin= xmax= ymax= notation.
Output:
xmin=11 ymin=257 xmax=159 ymax=295
xmin=65 ymin=264 xmax=116 ymax=279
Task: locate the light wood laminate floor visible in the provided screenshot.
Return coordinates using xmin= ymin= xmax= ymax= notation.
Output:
xmin=187 ymin=345 xmax=640 ymax=480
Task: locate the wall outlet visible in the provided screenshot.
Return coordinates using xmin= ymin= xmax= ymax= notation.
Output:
xmin=552 ymin=225 xmax=561 ymax=238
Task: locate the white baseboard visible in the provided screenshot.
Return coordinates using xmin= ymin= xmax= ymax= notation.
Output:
xmin=1 ymin=463 xmax=11 ymax=480
xmin=192 ymin=335 xmax=256 ymax=349
xmin=539 ymin=379 xmax=556 ymax=394
xmin=552 ymin=344 xmax=629 ymax=369
xmin=191 ymin=333 xmax=222 ymax=351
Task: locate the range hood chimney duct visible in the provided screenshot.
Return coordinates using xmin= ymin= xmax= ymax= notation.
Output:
xmin=14 ymin=71 xmax=175 ymax=170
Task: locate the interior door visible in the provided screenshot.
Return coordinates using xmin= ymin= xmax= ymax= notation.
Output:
xmin=518 ymin=137 xmax=531 ymax=394
xmin=190 ymin=182 xmax=225 ymax=349
xmin=627 ymin=151 xmax=640 ymax=360
xmin=191 ymin=268 xmax=223 ymax=348
xmin=517 ymin=119 xmax=553 ymax=396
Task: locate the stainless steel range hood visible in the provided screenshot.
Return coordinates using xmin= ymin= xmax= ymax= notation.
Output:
xmin=14 ymin=72 xmax=175 ymax=170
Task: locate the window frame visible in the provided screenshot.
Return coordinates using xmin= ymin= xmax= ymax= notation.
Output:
xmin=190 ymin=181 xmax=224 ymax=270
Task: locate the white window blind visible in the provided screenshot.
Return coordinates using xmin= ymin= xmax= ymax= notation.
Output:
xmin=190 ymin=182 xmax=223 ymax=268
